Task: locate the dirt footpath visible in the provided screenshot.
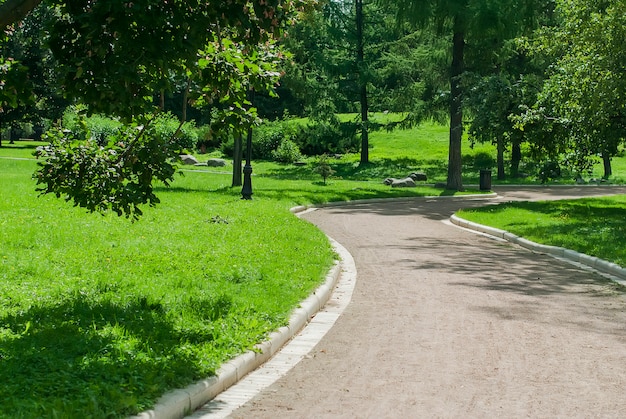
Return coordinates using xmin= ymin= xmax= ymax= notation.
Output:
xmin=231 ymin=187 xmax=626 ymax=418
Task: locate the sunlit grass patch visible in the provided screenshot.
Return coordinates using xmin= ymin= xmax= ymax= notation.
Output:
xmin=457 ymin=196 xmax=626 ymax=267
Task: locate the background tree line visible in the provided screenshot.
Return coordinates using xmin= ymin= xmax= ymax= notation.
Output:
xmin=1 ymin=0 xmax=624 ymax=213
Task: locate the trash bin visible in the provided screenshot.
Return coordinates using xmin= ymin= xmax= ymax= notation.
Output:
xmin=479 ymin=169 xmax=492 ymax=191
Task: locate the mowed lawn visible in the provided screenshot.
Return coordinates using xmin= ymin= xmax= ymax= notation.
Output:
xmin=0 ymin=156 xmax=338 ymax=417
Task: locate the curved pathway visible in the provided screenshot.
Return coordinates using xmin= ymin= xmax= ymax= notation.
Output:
xmin=220 ymin=187 xmax=626 ymax=417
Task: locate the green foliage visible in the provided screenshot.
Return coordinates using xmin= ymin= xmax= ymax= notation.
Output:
xmin=519 ymin=0 xmax=626 ymax=177
xmin=252 ymin=119 xmax=301 ymax=160
xmin=463 ymin=151 xmax=496 ymax=170
xmin=294 ymin=119 xmax=359 ymax=156
xmin=34 ymin=115 xmax=179 ymax=220
xmin=84 ymin=114 xmax=123 ymax=146
xmin=271 ymin=139 xmax=303 ymax=163
xmin=151 ymin=113 xmax=198 ymax=154
xmin=42 ymin=0 xmax=301 ymax=119
xmin=196 ymin=124 xmax=223 ymax=153
xmin=312 ymin=154 xmax=336 ymax=185
xmin=0 ymin=5 xmax=67 ymax=132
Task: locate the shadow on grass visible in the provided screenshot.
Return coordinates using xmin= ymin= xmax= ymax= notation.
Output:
xmin=253 ymin=185 xmax=465 ymax=206
xmin=0 ymin=142 xmax=41 ymax=150
xmin=467 ymin=198 xmax=626 ymax=265
xmin=264 ymin=157 xmax=443 ymax=181
xmin=0 ymin=294 xmax=218 ymax=417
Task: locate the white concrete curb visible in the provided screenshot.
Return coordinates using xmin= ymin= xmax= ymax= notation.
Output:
xmin=450 ymin=214 xmax=626 ymax=286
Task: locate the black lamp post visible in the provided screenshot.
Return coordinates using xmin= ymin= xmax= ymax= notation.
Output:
xmin=241 ymin=126 xmax=253 ymax=200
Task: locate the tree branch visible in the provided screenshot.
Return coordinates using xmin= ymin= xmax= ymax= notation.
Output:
xmin=0 ymin=0 xmax=42 ymax=30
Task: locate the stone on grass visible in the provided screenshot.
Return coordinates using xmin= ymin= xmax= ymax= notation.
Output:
xmin=410 ymin=172 xmax=428 ymax=182
xmin=179 ymin=154 xmax=199 ymax=165
xmin=206 ymin=158 xmax=228 ymax=167
xmin=383 ymin=177 xmax=416 ymax=188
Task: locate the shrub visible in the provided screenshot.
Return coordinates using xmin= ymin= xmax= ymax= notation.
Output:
xmin=252 ymin=119 xmax=301 ymax=160
xmin=271 ymin=139 xmax=303 ymax=163
xmin=151 ymin=113 xmax=198 ymax=154
xmin=254 ymin=128 xmax=284 ymax=160
xmin=313 ymin=154 xmax=335 ymax=185
xmin=86 ymin=115 xmax=122 ymax=146
xmin=195 ymin=125 xmax=223 ymax=153
xmin=220 ymin=136 xmax=235 ymax=158
xmin=294 ymin=120 xmax=359 ymax=156
xmin=462 ymin=151 xmax=496 ymax=170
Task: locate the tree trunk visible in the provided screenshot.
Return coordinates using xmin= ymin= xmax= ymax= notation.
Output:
xmin=232 ymin=134 xmax=243 ymax=187
xmin=510 ymin=139 xmax=522 ymax=177
xmin=447 ymin=23 xmax=464 ymax=191
xmin=356 ymin=0 xmax=369 ymax=165
xmin=9 ymin=124 xmax=17 ymax=144
xmin=496 ymin=137 xmax=505 ymax=180
xmin=0 ymin=0 xmax=42 ymax=29
xmin=602 ymin=151 xmax=612 ymax=179
xmin=182 ymin=78 xmax=190 ymax=123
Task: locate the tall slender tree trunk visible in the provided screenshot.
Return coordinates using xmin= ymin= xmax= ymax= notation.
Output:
xmin=602 ymin=151 xmax=612 ymax=179
xmin=510 ymin=138 xmax=522 ymax=177
xmin=356 ymin=0 xmax=369 ymax=165
xmin=182 ymin=78 xmax=190 ymax=123
xmin=447 ymin=22 xmax=464 ymax=191
xmin=232 ymin=133 xmax=243 ymax=187
xmin=496 ymin=137 xmax=505 ymax=180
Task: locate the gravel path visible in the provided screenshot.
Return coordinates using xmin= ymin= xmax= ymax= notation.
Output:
xmin=229 ymin=186 xmax=626 ymax=418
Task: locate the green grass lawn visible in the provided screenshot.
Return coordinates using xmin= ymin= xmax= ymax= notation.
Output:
xmin=457 ymin=196 xmax=626 ymax=268
xmin=1 ymin=158 xmax=339 ymax=417
xmin=2 ymin=120 xmax=626 ymax=417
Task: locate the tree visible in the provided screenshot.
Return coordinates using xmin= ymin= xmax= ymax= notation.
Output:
xmin=0 ymin=5 xmax=68 ymax=145
xmin=280 ymin=1 xmax=441 ymax=161
xmin=397 ymin=0 xmax=542 ymax=190
xmin=355 ymin=0 xmax=369 ymax=164
xmin=1 ymin=0 xmax=305 ymax=218
xmin=0 ymin=0 xmax=43 ymax=29
xmin=533 ymin=0 xmax=626 ymax=178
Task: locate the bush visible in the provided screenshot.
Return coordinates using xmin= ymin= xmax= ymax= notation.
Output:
xmin=59 ymin=108 xmax=197 ymax=153
xmin=254 ymin=128 xmax=284 ymax=160
xmin=271 ymin=139 xmax=303 ymax=163
xmin=151 ymin=113 xmax=198 ymax=154
xmin=462 ymin=151 xmax=496 ymax=170
xmin=86 ymin=115 xmax=122 ymax=146
xmin=294 ymin=120 xmax=359 ymax=156
xmin=220 ymin=136 xmax=235 ymax=158
xmin=196 ymin=125 xmax=223 ymax=153
xmin=251 ymin=119 xmax=301 ymax=160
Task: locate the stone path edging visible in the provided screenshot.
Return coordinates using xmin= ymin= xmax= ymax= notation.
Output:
xmin=450 ymin=214 xmax=626 ymax=287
